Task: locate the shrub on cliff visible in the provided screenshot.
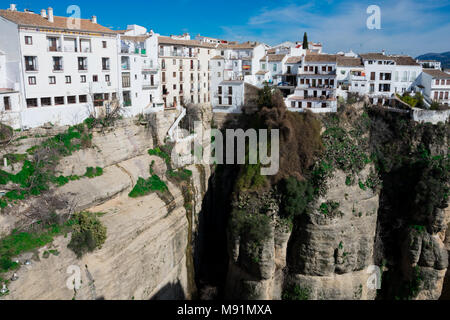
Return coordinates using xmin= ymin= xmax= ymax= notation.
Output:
xmin=280 ymin=177 xmax=314 ymax=222
xmin=68 ymin=212 xmax=107 ymax=258
xmin=229 ymin=209 xmax=271 ymax=244
xmin=257 ymin=88 xmax=323 ymax=182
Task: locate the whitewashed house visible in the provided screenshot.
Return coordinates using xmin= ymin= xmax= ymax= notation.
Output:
xmin=336 ymin=56 xmax=366 ymax=97
xmin=117 ymin=25 xmax=164 ymax=115
xmin=211 ymin=42 xmax=265 ymax=113
xmin=286 ymin=54 xmax=338 ymax=113
xmin=360 ymin=52 xmax=422 ymax=105
xmin=158 ymin=35 xmax=215 ymax=110
xmin=417 ymin=60 xmax=442 ymax=70
xmin=418 ymin=69 xmax=450 ymax=106
xmin=0 ymin=5 xmax=120 ymax=129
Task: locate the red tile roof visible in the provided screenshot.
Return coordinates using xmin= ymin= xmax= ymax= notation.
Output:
xmin=0 ymin=9 xmax=115 ymax=34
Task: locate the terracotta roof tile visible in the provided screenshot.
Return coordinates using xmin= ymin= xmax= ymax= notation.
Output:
xmin=158 ymin=36 xmax=216 ymax=48
xmin=305 ymin=54 xmax=337 ymax=63
xmin=260 ymin=54 xmax=286 ymax=62
xmin=423 ymin=69 xmax=450 ymax=79
xmin=0 ymin=9 xmax=115 ymax=34
xmin=392 ymin=56 xmax=420 ymax=66
xmin=121 ymin=35 xmax=150 ymax=42
xmin=217 ymin=42 xmax=260 ymax=49
xmin=336 ymin=56 xmax=363 ymax=67
xmin=286 ymin=56 xmax=303 ymax=64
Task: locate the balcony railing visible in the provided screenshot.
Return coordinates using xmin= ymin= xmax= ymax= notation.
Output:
xmin=64 ymin=46 xmax=78 ymax=52
xmin=48 ymin=46 xmax=62 ymax=52
xmin=142 ymin=65 xmax=159 ymax=73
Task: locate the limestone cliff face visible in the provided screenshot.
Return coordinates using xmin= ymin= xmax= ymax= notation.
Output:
xmin=225 ymin=167 xmax=379 ymax=300
xmin=0 ymin=117 xmax=211 ymax=300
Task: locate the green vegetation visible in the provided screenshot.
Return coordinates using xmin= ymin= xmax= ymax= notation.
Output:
xmin=0 ymin=218 xmax=77 ymax=273
xmin=319 ymin=201 xmax=342 ymax=217
xmin=84 ymin=167 xmax=103 ymax=178
xmin=0 ymin=124 xmax=13 ymax=141
xmin=280 ymin=177 xmax=314 ymax=223
xmin=67 ymin=212 xmax=107 ymax=258
xmin=282 ymin=284 xmax=310 ymax=300
xmin=3 ymin=154 xmax=27 ymax=164
xmin=396 ymin=92 xmax=425 ymax=109
xmin=230 ymin=209 xmax=272 ymax=245
xmin=167 ymin=168 xmax=192 ymax=182
xmin=236 ymin=163 xmax=268 ymax=191
xmin=148 ymin=146 xmax=172 ymax=165
xmin=128 ymin=174 xmax=168 ymax=198
xmin=302 ymin=32 xmax=309 ymax=50
xmin=311 ymin=110 xmax=372 ymax=196
xmin=0 ymin=124 xmax=93 ymax=209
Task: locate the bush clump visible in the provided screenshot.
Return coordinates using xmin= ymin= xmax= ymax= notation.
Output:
xmin=128 ymin=175 xmax=168 ymax=198
xmin=84 ymin=167 xmax=103 ymax=178
xmin=67 ymin=212 xmax=107 ymax=258
xmin=167 ymin=168 xmax=192 ymax=182
xmin=148 ymin=146 xmax=172 ymax=165
xmin=229 ymin=209 xmax=272 ymax=244
xmin=282 ymin=284 xmax=311 ymax=300
xmin=280 ymin=177 xmax=314 ymax=222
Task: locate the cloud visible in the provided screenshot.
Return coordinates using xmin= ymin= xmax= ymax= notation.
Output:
xmin=218 ymin=0 xmax=450 ymax=56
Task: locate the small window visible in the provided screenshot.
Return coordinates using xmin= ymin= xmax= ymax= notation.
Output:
xmin=25 ymin=36 xmax=32 ymax=45
xmin=49 ymin=76 xmax=56 ymax=84
xmin=4 ymin=97 xmax=11 ymax=110
xmin=81 ymin=75 xmax=87 ymax=83
xmin=102 ymin=41 xmax=107 ymax=48
xmin=67 ymin=96 xmax=76 ymax=104
xmin=93 ymin=75 xmax=98 ymax=82
xmin=55 ymin=97 xmax=65 ymax=105
xmin=41 ymin=97 xmax=52 ymax=106
xmin=105 ymin=74 xmax=110 ymax=82
xmin=26 ymin=98 xmax=38 ymax=108
xmin=65 ymin=76 xmax=71 ymax=84
xmin=79 ymin=95 xmax=88 ymax=103
xmin=28 ymin=76 xmax=36 ymax=85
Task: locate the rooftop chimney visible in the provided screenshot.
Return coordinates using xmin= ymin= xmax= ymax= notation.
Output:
xmin=40 ymin=9 xmax=46 ymax=18
xmin=91 ymin=16 xmax=97 ymax=24
xmin=9 ymin=4 xmax=17 ymax=11
xmin=47 ymin=7 xmax=53 ymax=23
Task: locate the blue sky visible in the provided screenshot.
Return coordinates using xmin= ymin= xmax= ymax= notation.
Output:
xmin=1 ymin=0 xmax=449 ymax=56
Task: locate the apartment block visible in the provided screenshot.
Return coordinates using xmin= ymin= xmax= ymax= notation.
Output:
xmin=210 ymin=41 xmax=265 ymax=113
xmin=286 ymin=54 xmax=338 ymax=113
xmin=0 ymin=5 xmax=119 ymax=128
xmin=158 ymin=35 xmax=215 ymax=109
xmin=117 ymin=25 xmax=163 ymax=115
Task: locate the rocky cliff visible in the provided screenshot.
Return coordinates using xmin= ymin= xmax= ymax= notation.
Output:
xmin=0 ymin=114 xmax=210 ymax=300
xmin=218 ymin=102 xmax=449 ymax=301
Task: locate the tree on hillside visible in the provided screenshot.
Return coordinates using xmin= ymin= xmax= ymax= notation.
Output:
xmin=303 ymin=32 xmax=309 ymax=50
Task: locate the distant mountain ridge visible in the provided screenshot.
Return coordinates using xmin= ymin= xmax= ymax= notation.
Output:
xmin=416 ymin=51 xmax=450 ymax=69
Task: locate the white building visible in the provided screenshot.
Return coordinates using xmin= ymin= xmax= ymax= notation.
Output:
xmin=418 ymin=69 xmax=450 ymax=106
xmin=0 ymin=49 xmax=21 ymax=126
xmin=360 ymin=53 xmax=422 ymax=105
xmin=0 ymin=5 xmax=120 ymax=129
xmin=417 ymin=60 xmax=442 ymax=70
xmin=335 ymin=56 xmax=366 ymax=97
xmin=195 ymin=34 xmax=229 ymax=45
xmin=158 ymin=35 xmax=215 ymax=109
xmin=117 ymin=25 xmax=164 ymax=115
xmin=211 ymin=42 xmax=265 ymax=112
xmin=286 ymin=54 xmax=338 ymax=113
